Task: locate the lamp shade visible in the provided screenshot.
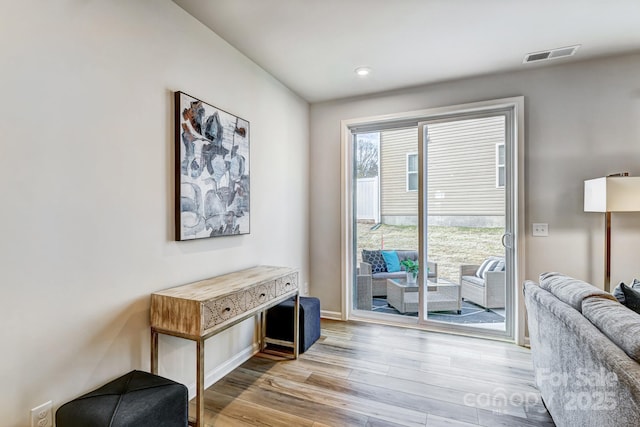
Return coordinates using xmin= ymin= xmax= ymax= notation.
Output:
xmin=584 ymin=176 xmax=640 ymax=212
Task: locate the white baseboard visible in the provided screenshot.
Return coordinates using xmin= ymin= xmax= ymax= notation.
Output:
xmin=187 ymin=342 xmax=259 ymax=400
xmin=320 ymin=310 xmax=343 ymax=320
xmin=185 ymin=308 xmax=344 ymax=399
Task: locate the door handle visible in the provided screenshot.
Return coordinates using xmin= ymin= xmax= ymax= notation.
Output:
xmin=501 ymin=233 xmax=513 ymax=249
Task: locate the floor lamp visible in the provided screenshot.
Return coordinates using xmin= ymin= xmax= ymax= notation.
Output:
xmin=584 ymin=175 xmax=640 ymax=292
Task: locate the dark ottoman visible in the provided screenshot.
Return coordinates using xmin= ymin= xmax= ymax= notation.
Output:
xmin=266 ymin=296 xmax=321 ymax=353
xmin=56 ymin=370 xmax=188 ymax=427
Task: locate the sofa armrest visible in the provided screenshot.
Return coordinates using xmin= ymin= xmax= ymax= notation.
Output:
xmin=359 ymin=261 xmax=372 ymax=276
xmin=485 ymin=271 xmax=505 ymax=289
xmin=427 ymin=261 xmax=437 ymax=279
xmin=356 ymin=273 xmax=372 ymax=310
xmin=460 ymin=264 xmax=479 ymax=279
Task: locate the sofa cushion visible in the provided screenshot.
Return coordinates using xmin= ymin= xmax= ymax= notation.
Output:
xmin=362 ymin=250 xmax=386 ymax=273
xmin=613 ymin=278 xmax=640 ymax=305
xmin=583 ymin=296 xmax=640 ymax=363
xmin=613 ymin=283 xmax=626 ymax=304
xmin=539 ymin=272 xmax=617 ymax=312
xmin=395 ymin=250 xmax=418 ymax=268
xmin=462 ymin=275 xmax=485 ymax=287
xmin=381 ymin=250 xmax=401 ymax=272
xmin=622 ymin=283 xmax=640 ymax=315
xmin=372 ymin=271 xmax=406 ymax=281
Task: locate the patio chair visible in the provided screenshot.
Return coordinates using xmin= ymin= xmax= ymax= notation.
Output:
xmin=459 ymin=256 xmax=505 ymax=309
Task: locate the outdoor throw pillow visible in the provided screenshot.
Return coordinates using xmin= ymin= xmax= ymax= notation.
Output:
xmin=381 ymin=250 xmax=401 ymax=273
xmin=476 ymin=257 xmax=501 ymax=279
xmin=621 ymin=283 xmax=640 ymax=315
xmin=362 ymin=250 xmax=387 ymax=274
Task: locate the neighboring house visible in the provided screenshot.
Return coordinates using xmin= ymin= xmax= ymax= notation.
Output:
xmin=379 ymin=116 xmax=506 ymax=227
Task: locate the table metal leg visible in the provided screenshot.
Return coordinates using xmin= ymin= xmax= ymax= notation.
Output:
xmin=196 ymin=338 xmax=205 ymax=427
xmin=150 ymin=328 xmax=159 ymax=374
xmin=260 ymin=310 xmax=267 ymax=351
xmin=293 ymin=293 xmax=300 ymax=359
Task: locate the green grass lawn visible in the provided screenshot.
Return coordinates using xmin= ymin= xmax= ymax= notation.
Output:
xmin=357 ymin=222 xmax=504 ymax=282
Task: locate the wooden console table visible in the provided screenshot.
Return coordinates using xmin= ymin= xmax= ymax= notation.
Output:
xmin=150 ymin=265 xmax=299 ymax=427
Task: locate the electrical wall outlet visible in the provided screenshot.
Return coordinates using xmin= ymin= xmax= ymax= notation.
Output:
xmin=30 ymin=401 xmax=52 ymax=427
xmin=532 ymin=223 xmax=549 ymax=237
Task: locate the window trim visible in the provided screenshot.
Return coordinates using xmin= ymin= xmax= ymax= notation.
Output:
xmin=406 ymin=152 xmax=418 ymax=192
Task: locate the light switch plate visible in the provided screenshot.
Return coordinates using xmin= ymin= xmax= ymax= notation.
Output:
xmin=532 ymin=223 xmax=548 ymax=237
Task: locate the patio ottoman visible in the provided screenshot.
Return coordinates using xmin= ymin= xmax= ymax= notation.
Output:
xmin=266 ymin=296 xmax=321 ymax=353
xmin=56 ymin=370 xmax=188 ymax=427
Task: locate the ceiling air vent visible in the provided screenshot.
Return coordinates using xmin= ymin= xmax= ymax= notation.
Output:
xmin=523 ymin=45 xmax=580 ymax=64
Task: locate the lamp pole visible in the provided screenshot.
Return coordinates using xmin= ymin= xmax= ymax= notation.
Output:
xmin=604 ymin=211 xmax=611 ymax=292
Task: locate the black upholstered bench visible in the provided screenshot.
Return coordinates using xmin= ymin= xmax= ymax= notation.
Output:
xmin=266 ymin=296 xmax=321 ymax=353
xmin=56 ymin=370 xmax=188 ymax=427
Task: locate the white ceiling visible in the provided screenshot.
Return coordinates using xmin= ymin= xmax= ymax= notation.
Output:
xmin=173 ymin=0 xmax=640 ymax=103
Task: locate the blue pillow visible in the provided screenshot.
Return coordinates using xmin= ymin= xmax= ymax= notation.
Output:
xmin=381 ymin=251 xmax=401 ymax=273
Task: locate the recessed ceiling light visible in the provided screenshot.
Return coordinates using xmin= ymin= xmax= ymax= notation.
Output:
xmin=355 ymin=67 xmax=371 ymax=77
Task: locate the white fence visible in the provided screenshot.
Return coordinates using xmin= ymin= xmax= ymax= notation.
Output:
xmin=357 ymin=178 xmax=380 ymax=222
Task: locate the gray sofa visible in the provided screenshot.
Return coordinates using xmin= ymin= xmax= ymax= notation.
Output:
xmin=524 ymin=272 xmax=640 ymax=427
xmin=358 ymin=250 xmax=437 ymax=298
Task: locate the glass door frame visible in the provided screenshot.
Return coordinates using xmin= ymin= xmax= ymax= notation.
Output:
xmin=340 ymin=97 xmax=526 ymax=344
xmin=417 ymin=107 xmax=516 ymax=341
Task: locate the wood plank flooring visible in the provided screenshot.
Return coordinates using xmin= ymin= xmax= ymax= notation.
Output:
xmin=194 ymin=320 xmax=554 ymax=426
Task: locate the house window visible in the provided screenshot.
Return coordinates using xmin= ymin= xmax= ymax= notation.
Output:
xmin=407 ymin=153 xmax=418 ymax=191
xmin=496 ymin=143 xmax=505 ymax=188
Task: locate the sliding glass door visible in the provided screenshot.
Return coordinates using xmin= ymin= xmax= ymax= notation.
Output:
xmin=347 ymin=98 xmax=521 ymax=341
xmin=418 ymin=112 xmax=513 ymax=335
xmin=352 ymin=128 xmax=419 ymax=317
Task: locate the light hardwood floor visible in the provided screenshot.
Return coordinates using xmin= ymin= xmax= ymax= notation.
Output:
xmin=194 ymin=319 xmax=554 ymax=426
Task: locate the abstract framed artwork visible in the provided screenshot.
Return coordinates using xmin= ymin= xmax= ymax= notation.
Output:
xmin=175 ymin=91 xmax=250 ymax=240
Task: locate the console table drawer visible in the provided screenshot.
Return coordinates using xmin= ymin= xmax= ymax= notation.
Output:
xmin=276 ymin=273 xmax=297 ymax=296
xmin=201 ymin=280 xmax=279 ymax=331
xmin=251 ymin=281 xmax=277 ymax=307
xmin=202 ymin=295 xmax=242 ymax=330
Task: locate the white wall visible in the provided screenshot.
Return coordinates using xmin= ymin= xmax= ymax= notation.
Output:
xmin=0 ymin=1 xmax=309 ymax=426
xmin=310 ymin=53 xmax=640 ymax=313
